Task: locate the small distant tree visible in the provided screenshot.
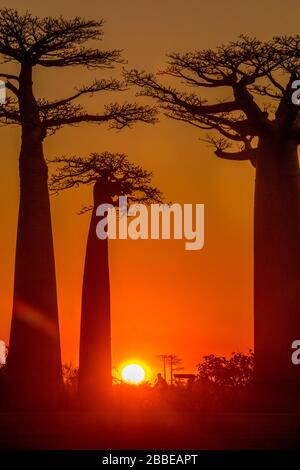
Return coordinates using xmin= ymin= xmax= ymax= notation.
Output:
xmin=62 ymin=362 xmax=79 ymax=385
xmin=166 ymin=354 xmax=183 ymax=385
xmin=62 ymin=362 xmax=79 ymax=399
xmin=0 ymin=343 xmax=8 ymax=407
xmin=197 ymin=350 xmax=254 ymax=389
xmin=0 ymin=342 xmax=7 ymax=370
xmin=49 ymin=152 xmax=163 ymax=407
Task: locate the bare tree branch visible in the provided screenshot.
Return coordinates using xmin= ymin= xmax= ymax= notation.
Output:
xmin=0 ymin=72 xmax=19 ymax=81
xmin=0 ymin=96 xmax=20 ymax=124
xmin=0 ymin=9 xmax=122 ymax=68
xmin=125 ymin=35 xmax=300 ymax=164
xmin=215 ymin=147 xmax=258 ymax=166
xmin=39 ymin=79 xmax=124 ymax=112
xmin=5 ymin=80 xmax=18 ymax=96
xmin=41 ymin=102 xmax=157 ymax=134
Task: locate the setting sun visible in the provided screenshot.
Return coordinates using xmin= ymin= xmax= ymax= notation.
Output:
xmin=121 ymin=364 xmax=146 ymax=384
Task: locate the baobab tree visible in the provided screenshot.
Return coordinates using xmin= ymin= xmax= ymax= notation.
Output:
xmin=0 ymin=8 xmax=155 ymax=409
xmin=125 ymin=36 xmax=300 ymax=394
xmin=49 ymin=152 xmax=163 ymax=407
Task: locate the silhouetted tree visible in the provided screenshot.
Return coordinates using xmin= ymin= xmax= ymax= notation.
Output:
xmin=197 ymin=351 xmax=254 ymax=388
xmin=0 ymin=8 xmax=155 ymax=409
xmin=49 ymin=152 xmax=163 ymax=407
xmin=126 ymin=36 xmax=300 ymax=392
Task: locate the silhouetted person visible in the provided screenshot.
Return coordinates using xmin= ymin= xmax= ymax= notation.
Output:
xmin=154 ymin=373 xmax=168 ymax=391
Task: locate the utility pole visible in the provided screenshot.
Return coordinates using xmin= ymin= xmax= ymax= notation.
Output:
xmin=158 ymin=354 xmax=183 ymax=384
xmin=158 ymin=354 xmax=169 ymax=381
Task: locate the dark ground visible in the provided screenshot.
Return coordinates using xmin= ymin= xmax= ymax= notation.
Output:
xmin=1 ymin=411 xmax=300 ymax=449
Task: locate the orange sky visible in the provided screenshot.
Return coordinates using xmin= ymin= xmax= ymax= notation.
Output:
xmin=0 ymin=0 xmax=299 ymax=381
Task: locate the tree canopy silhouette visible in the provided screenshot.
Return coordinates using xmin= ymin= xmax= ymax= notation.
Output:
xmin=0 ymin=8 xmax=155 ymax=409
xmin=125 ymin=36 xmax=300 ymax=159
xmin=0 ymin=9 xmax=156 ymax=133
xmin=197 ymin=351 xmax=254 ymax=389
xmin=49 ymin=152 xmax=162 ymax=208
xmin=125 ymin=35 xmax=300 ymax=396
xmin=49 ymin=152 xmax=163 ymax=407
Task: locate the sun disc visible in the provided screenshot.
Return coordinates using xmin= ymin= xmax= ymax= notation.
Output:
xmin=121 ymin=363 xmax=145 ymax=384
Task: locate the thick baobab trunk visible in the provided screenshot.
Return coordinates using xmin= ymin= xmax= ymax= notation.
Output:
xmin=78 ymin=181 xmax=112 ymax=407
xmin=6 ymin=65 xmax=63 ymax=409
xmin=254 ymin=138 xmax=300 ymax=397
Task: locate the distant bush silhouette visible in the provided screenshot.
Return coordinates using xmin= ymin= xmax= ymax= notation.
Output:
xmin=55 ymin=353 xmax=255 ymax=412
xmin=197 ymin=350 xmax=254 ymax=389
xmin=62 ymin=362 xmax=79 ymax=404
xmin=0 ymin=346 xmax=7 ymax=408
